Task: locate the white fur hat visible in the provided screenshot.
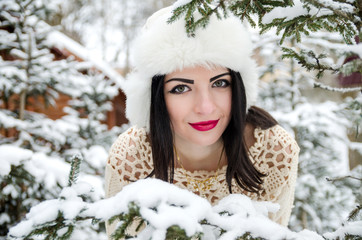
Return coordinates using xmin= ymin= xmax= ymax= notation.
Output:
xmin=124 ymin=6 xmax=258 ymax=131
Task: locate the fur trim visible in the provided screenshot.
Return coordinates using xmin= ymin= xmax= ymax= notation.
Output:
xmin=125 ymin=6 xmax=259 ymax=131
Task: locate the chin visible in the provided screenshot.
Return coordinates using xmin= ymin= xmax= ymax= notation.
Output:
xmin=189 ymin=132 xmax=223 ymax=147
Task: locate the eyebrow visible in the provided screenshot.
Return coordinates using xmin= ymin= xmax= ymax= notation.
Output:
xmin=210 ymin=72 xmax=230 ymax=82
xmin=165 ymin=72 xmax=230 ymax=84
xmin=165 ymin=78 xmax=194 ymax=84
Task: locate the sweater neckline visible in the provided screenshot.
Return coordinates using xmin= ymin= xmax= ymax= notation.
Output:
xmin=173 ymin=127 xmax=266 ymax=176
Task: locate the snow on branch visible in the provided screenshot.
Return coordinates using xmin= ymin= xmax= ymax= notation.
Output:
xmin=0 ymin=145 xmax=33 ymax=176
xmin=313 ymin=82 xmax=362 ymax=92
xmin=324 ymin=221 xmax=362 ymax=239
xmin=8 ymin=179 xmax=324 ymax=240
xmin=326 ymin=175 xmax=362 ymax=183
xmin=0 ymin=145 xmax=70 ymax=188
xmin=262 ymin=0 xmax=355 ymax=24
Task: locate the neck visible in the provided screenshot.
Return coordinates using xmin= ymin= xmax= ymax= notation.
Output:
xmin=174 ymin=138 xmax=225 ymax=172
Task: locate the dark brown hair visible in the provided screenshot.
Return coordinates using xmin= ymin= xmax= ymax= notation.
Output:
xmin=149 ymin=70 xmax=277 ymax=193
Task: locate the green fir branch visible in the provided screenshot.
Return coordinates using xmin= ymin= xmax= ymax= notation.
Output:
xmin=261 ymin=13 xmax=356 ymax=45
xmin=282 ymin=47 xmax=336 ymax=78
xmin=168 ymin=0 xmax=293 ymax=37
xmin=347 ymin=205 xmax=362 ymax=222
xmin=259 ymin=0 xmax=358 ymax=44
xmin=168 ymin=0 xmax=357 ymax=44
xmin=237 ymin=233 xmax=264 ymax=240
xmin=23 ymin=211 xmax=74 ymax=240
xmin=67 ymin=154 xmax=82 ymax=187
xmin=305 ymin=0 xmax=356 ymax=22
xmin=229 ymin=0 xmax=293 ymax=28
xmin=165 ymin=225 xmax=201 ymax=240
xmin=168 ymin=0 xmax=226 ymax=37
xmin=109 ymin=202 xmax=143 ymax=240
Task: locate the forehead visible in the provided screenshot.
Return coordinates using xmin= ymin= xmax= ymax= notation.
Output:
xmin=164 ymin=65 xmax=229 ymax=81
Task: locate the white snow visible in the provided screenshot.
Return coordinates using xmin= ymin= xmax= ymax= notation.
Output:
xmin=324 ymin=221 xmax=362 ymax=239
xmin=25 ymin=152 xmax=71 ymax=189
xmin=345 ymin=43 xmax=362 ymax=58
xmin=350 ymin=141 xmax=362 ymax=155
xmin=302 ymin=35 xmax=362 ymax=59
xmin=9 ymin=179 xmax=324 ymax=240
xmin=47 ymin=29 xmax=125 ymax=88
xmin=263 ymin=0 xmax=314 ymax=24
xmin=2 ymin=184 xmax=19 ymax=198
xmin=316 ymin=0 xmax=355 ymax=13
xmin=172 ymin=0 xmax=193 ymax=9
xmin=262 ymin=0 xmax=354 ymax=24
xmin=0 ymin=213 xmax=11 ymax=225
xmin=77 ymin=174 xmax=105 ymax=200
xmin=0 ymin=145 xmax=33 ymax=176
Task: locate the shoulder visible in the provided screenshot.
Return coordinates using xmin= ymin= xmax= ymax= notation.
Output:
xmin=252 ymin=125 xmax=299 ymax=224
xmin=251 ymin=125 xmax=299 ymax=177
xmin=107 ymin=126 xmax=153 ymax=181
xmin=108 ymin=126 xmax=148 ymax=161
xmin=268 ymin=125 xmax=299 ymax=157
xmin=115 ymin=125 xmax=148 ymax=145
xmin=254 ymin=125 xmax=300 ymax=158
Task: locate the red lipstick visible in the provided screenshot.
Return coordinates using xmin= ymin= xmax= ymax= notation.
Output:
xmin=189 ymin=120 xmax=219 ymax=131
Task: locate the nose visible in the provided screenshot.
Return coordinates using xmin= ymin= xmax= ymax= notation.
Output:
xmin=194 ymin=90 xmax=216 ymax=115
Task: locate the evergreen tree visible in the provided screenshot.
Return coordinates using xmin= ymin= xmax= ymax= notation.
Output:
xmin=0 ymin=0 xmax=122 ymax=237
xmin=53 ymin=0 xmax=174 ymax=68
xmin=0 ymin=0 xmax=66 ymax=235
xmin=60 ymin=69 xmax=122 ymax=175
xmin=254 ymin=28 xmax=361 ymax=232
xmin=8 ymin=176 xmax=326 ymax=240
xmin=169 ymin=0 xmax=361 ymax=83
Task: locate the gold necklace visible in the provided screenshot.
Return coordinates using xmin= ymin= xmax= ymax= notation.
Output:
xmin=174 ymin=145 xmax=224 ymax=196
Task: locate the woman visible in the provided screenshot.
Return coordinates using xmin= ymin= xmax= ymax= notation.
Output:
xmin=105 ymin=5 xmax=299 ymax=237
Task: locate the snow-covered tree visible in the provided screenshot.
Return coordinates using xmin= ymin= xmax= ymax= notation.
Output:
xmin=169 ymin=0 xmax=361 ymax=84
xmin=0 ymin=0 xmax=122 ymax=237
xmin=6 ymin=173 xmax=361 ymax=239
xmin=51 ymin=0 xmax=174 ymax=68
xmin=255 ymin=17 xmax=361 ymax=235
xmin=0 ymin=0 xmax=67 ymax=120
xmin=7 ymin=173 xmax=327 ymax=240
xmin=60 ymin=69 xmax=121 ymax=174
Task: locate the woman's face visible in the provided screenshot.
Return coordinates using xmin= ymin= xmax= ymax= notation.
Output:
xmin=164 ymin=65 xmax=232 ymax=147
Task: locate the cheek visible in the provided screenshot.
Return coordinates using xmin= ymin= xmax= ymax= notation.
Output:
xmin=165 ymin=96 xmax=186 ymax=125
xmin=216 ymin=90 xmax=232 ymax=116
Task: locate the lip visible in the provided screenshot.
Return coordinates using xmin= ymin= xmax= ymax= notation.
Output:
xmin=189 ymin=120 xmax=219 ymax=131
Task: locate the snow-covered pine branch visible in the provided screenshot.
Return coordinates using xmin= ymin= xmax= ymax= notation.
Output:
xmin=8 ymin=178 xmax=325 ymax=240
xmin=170 ymin=0 xmax=361 ymax=82
xmin=313 ymin=82 xmax=362 ymax=92
xmin=261 ymin=0 xmax=357 ymax=44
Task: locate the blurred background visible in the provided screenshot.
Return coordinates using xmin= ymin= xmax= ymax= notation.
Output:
xmin=1 ymin=0 xmax=361 ymax=239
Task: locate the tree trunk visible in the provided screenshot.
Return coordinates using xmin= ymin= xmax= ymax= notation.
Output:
xmin=19 ymin=90 xmax=26 ymax=120
xmin=302 ymin=209 xmax=308 ymax=229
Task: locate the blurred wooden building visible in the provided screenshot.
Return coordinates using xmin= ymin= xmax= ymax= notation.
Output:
xmin=0 ymin=29 xmax=128 ymax=129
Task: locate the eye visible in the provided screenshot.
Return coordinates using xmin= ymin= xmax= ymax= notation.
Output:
xmin=169 ymin=85 xmax=190 ymax=94
xmin=212 ymin=79 xmax=230 ymax=88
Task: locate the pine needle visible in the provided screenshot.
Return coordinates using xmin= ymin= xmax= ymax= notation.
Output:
xmin=68 ymin=154 xmax=83 ymax=187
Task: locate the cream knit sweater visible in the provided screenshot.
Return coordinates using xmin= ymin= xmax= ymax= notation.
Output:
xmin=104 ymin=125 xmax=299 ymax=238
